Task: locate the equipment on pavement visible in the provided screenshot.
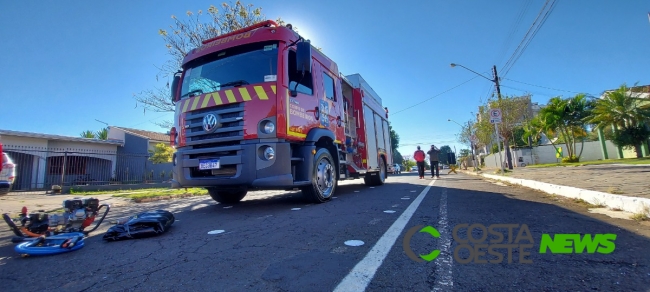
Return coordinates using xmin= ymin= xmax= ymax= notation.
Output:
xmin=14 ymin=232 xmax=85 ymax=257
xmin=103 ymin=210 xmax=175 ymax=241
xmin=3 ymin=197 xmax=110 ymax=242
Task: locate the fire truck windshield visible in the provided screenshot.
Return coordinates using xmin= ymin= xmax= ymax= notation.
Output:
xmin=180 ymin=41 xmax=279 ymax=99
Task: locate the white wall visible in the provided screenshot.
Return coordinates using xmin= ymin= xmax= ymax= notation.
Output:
xmin=482 ymin=140 xmax=632 ymax=167
xmin=108 ymin=127 xmax=126 ymax=141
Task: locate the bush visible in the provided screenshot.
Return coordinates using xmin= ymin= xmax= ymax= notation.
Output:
xmin=561 ymin=156 xmax=580 ymax=163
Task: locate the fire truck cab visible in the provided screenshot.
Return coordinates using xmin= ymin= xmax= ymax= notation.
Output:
xmin=169 ymin=20 xmax=392 ymax=204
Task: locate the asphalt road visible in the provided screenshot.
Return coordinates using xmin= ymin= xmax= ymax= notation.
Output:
xmin=0 ymin=171 xmax=649 ymax=291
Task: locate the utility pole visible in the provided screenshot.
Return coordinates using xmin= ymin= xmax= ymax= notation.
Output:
xmin=492 ymin=65 xmax=502 ymax=100
xmin=468 ymin=120 xmax=477 ymax=171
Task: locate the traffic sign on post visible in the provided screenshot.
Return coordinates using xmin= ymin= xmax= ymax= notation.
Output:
xmin=489 ymin=108 xmax=502 ymax=124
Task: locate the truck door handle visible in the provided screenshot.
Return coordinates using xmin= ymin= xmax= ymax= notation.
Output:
xmin=314 ymin=107 xmax=320 ymax=120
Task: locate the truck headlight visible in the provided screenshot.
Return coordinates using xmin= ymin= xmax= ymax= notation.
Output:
xmin=262 ymin=121 xmax=275 ymax=134
xmin=264 ymin=147 xmax=275 ymax=160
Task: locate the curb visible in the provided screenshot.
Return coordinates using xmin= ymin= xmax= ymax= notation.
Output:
xmin=131 ymin=193 xmax=207 ymax=203
xmin=460 ymin=171 xmax=650 ymax=216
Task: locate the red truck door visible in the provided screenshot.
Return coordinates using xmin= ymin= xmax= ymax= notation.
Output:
xmin=286 ymin=49 xmax=319 ymax=139
xmin=319 ymin=71 xmax=344 ymax=141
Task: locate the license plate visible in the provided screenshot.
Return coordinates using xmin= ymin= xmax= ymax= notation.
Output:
xmin=199 ymin=159 xmax=220 ymax=170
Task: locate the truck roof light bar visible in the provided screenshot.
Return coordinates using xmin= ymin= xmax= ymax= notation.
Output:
xmin=201 ymin=20 xmax=279 ymax=45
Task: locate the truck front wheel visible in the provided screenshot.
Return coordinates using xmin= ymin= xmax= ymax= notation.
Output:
xmin=301 ymin=148 xmax=336 ymax=203
xmin=207 ymin=188 xmax=247 ymax=204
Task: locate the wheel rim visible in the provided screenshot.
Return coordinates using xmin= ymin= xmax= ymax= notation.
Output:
xmin=316 ymin=156 xmax=335 ymax=198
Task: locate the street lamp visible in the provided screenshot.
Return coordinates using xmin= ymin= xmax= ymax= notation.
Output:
xmin=450 ymin=63 xmax=502 ymax=100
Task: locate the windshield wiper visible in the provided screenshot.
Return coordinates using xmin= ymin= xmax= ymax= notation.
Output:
xmin=219 ymin=80 xmax=249 ymax=88
xmin=181 ymin=89 xmax=203 ymax=98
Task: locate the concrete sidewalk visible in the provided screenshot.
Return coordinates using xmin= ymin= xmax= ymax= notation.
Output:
xmin=459 ymin=164 xmax=650 ymax=217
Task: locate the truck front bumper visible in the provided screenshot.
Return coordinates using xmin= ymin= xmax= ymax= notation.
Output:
xmin=171 ymin=142 xmax=298 ymax=190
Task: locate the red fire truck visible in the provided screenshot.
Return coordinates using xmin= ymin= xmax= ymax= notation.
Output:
xmin=169 ymin=20 xmax=393 ymax=204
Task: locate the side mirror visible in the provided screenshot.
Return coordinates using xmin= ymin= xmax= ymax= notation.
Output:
xmin=171 ymin=71 xmax=182 ymax=102
xmin=295 ymin=41 xmax=312 ymax=74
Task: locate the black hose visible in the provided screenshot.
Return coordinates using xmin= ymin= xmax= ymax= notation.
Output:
xmin=83 ymin=204 xmax=110 ymax=235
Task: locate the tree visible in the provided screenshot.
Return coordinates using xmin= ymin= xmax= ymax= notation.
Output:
xmin=392 ymin=149 xmax=404 ymax=165
xmin=95 ymin=127 xmax=109 ymax=140
xmin=80 ymin=127 xmax=109 ymax=140
xmin=149 ymin=143 xmax=176 ymax=163
xmin=80 ymin=130 xmax=95 ymax=138
xmin=389 ymin=124 xmax=400 ymax=152
xmin=134 ymin=1 xmax=292 ymax=128
xmin=474 ymin=95 xmax=533 ymax=169
xmin=588 ymin=84 xmax=650 ymax=158
xmin=433 ymin=145 xmax=452 ymax=165
xmin=531 ymin=94 xmax=591 ymax=162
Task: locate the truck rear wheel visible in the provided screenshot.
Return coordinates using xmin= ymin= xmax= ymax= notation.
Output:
xmin=207 ymin=188 xmax=247 ymax=204
xmin=301 ymin=148 xmax=336 ymax=203
xmin=364 ymin=157 xmax=386 ymax=186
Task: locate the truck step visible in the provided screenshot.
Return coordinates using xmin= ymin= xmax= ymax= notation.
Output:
xmin=347 ymin=163 xmax=367 ymax=175
xmin=291 ymin=157 xmax=304 ymax=162
xmin=292 ymin=181 xmax=311 ymax=186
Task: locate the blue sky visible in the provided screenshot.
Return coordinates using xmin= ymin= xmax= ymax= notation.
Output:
xmin=1 ymin=1 xmax=649 ymax=158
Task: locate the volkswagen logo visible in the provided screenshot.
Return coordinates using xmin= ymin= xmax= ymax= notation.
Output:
xmin=203 ymin=113 xmax=219 ymax=133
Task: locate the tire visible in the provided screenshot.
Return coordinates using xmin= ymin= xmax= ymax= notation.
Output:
xmin=301 ymin=148 xmax=336 ymax=203
xmin=207 ymin=188 xmax=247 ymax=204
xmin=364 ymin=157 xmax=387 ymax=186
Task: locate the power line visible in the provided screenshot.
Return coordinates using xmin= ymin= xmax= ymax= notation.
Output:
xmin=500 ymin=0 xmax=556 ymax=78
xmin=391 ymin=75 xmax=482 ymax=115
xmin=502 ymin=77 xmax=597 ymax=95
xmin=496 ymin=0 xmax=533 ymax=67
xmin=502 ymin=0 xmax=558 ymax=77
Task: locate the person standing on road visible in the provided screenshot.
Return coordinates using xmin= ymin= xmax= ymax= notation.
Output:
xmin=428 ymin=145 xmax=440 ymax=178
xmin=413 ymin=146 xmax=426 ymax=179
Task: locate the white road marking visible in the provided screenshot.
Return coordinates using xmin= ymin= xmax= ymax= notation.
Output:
xmin=383 ymin=210 xmax=396 ymax=214
xmin=410 ymin=190 xmax=416 ymax=192
xmin=207 ymin=230 xmax=225 ymax=235
xmin=401 ymin=197 xmax=410 ymax=200
xmin=334 ymin=179 xmax=437 ymax=292
xmin=432 ymin=186 xmax=453 ymax=291
xmin=391 ymin=204 xmax=399 ymax=208
xmin=291 ymin=208 xmax=301 ymax=211
xmin=344 ymin=240 xmax=365 ymax=247
xmin=223 ymin=206 xmax=233 ymax=209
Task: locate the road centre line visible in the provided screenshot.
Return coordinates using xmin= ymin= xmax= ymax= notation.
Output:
xmin=333 ymin=179 xmax=437 ymax=292
xmin=432 ymin=184 xmax=453 ymax=291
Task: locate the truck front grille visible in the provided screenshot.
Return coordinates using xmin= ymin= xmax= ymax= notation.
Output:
xmin=183 ymin=102 xmax=244 ymax=178
xmin=184 ymin=102 xmax=244 ymax=150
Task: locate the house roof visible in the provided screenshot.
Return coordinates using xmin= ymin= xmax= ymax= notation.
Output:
xmin=111 ymin=126 xmax=170 ymax=143
xmin=601 ymin=84 xmax=650 ymax=98
xmin=0 ymin=129 xmax=124 ymax=145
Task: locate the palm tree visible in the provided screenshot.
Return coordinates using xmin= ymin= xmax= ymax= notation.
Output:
xmin=537 ymin=96 xmax=585 ymax=162
xmin=95 ymin=128 xmax=109 ymax=140
xmin=588 ymin=84 xmax=650 ymax=158
xmin=80 ymin=130 xmax=96 ymax=138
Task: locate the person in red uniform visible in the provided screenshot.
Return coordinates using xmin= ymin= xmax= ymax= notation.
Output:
xmin=413 ymin=146 xmax=426 ymax=179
